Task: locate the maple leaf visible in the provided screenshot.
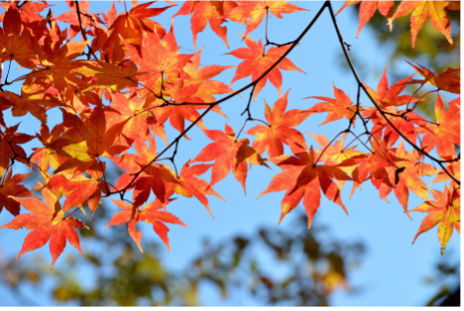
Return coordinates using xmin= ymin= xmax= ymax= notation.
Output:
xmin=308 ymin=132 xmax=363 ymax=169
xmin=181 ymin=47 xmax=235 ymax=103
xmin=101 ymin=1 xmax=171 ymax=63
xmin=106 ymin=90 xmax=153 ymax=142
xmin=246 ymin=90 xmax=309 ymax=157
xmin=56 ymin=79 xmax=103 ymax=115
xmin=111 ymin=136 xmax=172 ymax=204
xmin=30 ymin=123 xmax=70 ymax=173
xmin=149 ymin=80 xmax=208 ymax=135
xmin=0 ymin=7 xmax=37 ymax=69
xmin=417 ymin=94 xmax=460 ymax=160
xmin=0 ymin=124 xmax=34 ymax=176
xmin=430 ymin=160 xmax=460 ymax=186
xmin=227 ymin=34 xmax=304 ymax=99
xmin=386 ymin=140 xmax=436 ymax=216
xmin=304 ymin=83 xmax=361 ymax=126
xmin=336 ymin=1 xmax=394 ymax=36
xmin=0 ymin=169 xmax=33 ymax=216
xmin=259 ymin=146 xmax=351 ymax=229
xmin=405 ymin=62 xmax=460 ymax=94
xmin=0 ymin=1 xmax=52 ymax=24
xmin=36 ymin=167 xmax=104 ymax=216
xmin=0 ymin=77 xmax=60 ymax=123
xmin=75 ymin=60 xmax=140 ymax=93
xmin=106 ymin=199 xmax=188 ymax=253
xmin=388 ymin=1 xmax=454 ymax=48
xmin=59 ymin=105 xmax=128 ymax=164
xmin=55 ymin=0 xmax=105 ymax=41
xmin=410 ymin=183 xmax=460 ymax=254
xmin=225 ymin=1 xmax=307 ymax=38
xmin=166 ymin=161 xmax=224 ymax=218
xmin=54 ymin=106 xmax=129 ymax=181
xmin=193 ymin=122 xmax=269 ymax=193
xmin=364 ymin=65 xmax=421 ymax=109
xmin=363 ymin=105 xmax=426 ymax=148
xmin=26 ymin=20 xmax=89 ymax=91
xmin=173 ymin=1 xmax=238 ymax=48
xmin=124 ymin=25 xmax=193 ymax=90
xmin=0 ymin=188 xmax=88 ymax=268
xmin=344 ymin=138 xmax=405 ymax=200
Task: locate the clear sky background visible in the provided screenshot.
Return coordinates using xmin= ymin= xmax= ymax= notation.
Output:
xmin=0 ymin=0 xmax=460 ymax=307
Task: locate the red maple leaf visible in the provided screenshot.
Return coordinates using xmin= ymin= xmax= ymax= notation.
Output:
xmin=417 ymin=94 xmax=460 ymax=160
xmin=0 ymin=169 xmax=33 ymax=216
xmin=410 ymin=182 xmax=460 ymax=254
xmin=336 ymin=1 xmax=394 ymax=36
xmin=225 ymin=1 xmax=306 ymax=38
xmin=246 ymin=90 xmax=310 ymax=157
xmin=193 ymin=122 xmax=269 ymax=193
xmin=105 ymin=199 xmax=187 ymax=253
xmin=304 ymin=83 xmax=361 ymax=126
xmin=260 ymin=145 xmax=351 ymax=229
xmin=173 ymin=1 xmax=238 ymax=48
xmin=0 ymin=188 xmax=88 ymax=268
xmin=166 ymin=161 xmax=224 ymax=218
xmin=389 ymin=1 xmax=454 ymax=48
xmin=227 ymin=34 xmax=304 ymax=99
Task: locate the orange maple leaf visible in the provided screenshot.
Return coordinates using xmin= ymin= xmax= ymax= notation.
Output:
xmin=101 ymin=1 xmax=171 ymax=63
xmin=336 ymin=1 xmax=394 ymax=36
xmin=173 ymin=1 xmax=238 ymax=48
xmin=166 ymin=161 xmax=225 ymax=218
xmin=386 ymin=140 xmax=436 ymax=217
xmin=304 ymin=83 xmax=361 ymax=126
xmin=405 ymin=62 xmax=460 ymax=94
xmin=410 ymin=182 xmax=460 ymax=254
xmin=308 ymin=132 xmax=364 ymax=168
xmin=364 ymin=65 xmax=420 ymax=109
xmin=246 ymin=90 xmax=310 ymax=157
xmin=227 ymin=34 xmax=304 ymax=99
xmin=388 ymin=1 xmax=454 ymax=48
xmin=36 ymin=167 xmax=104 ymax=216
xmin=60 ymin=105 xmax=128 ymax=164
xmin=0 ymin=188 xmax=88 ymax=268
xmin=259 ymin=146 xmax=351 ymax=229
xmin=0 ymin=169 xmax=33 ymax=216
xmin=0 ymin=7 xmax=36 ymax=68
xmin=124 ymin=25 xmax=193 ymax=91
xmin=75 ymin=60 xmax=140 ymax=93
xmin=30 ymin=123 xmax=69 ymax=173
xmin=0 ymin=124 xmax=34 ymax=176
xmin=225 ymin=1 xmax=307 ymax=38
xmin=27 ymin=20 xmax=88 ymax=91
xmin=107 ymin=90 xmax=153 ymax=142
xmin=193 ymin=122 xmax=269 ymax=193
xmin=0 ymin=1 xmax=52 ymax=24
xmin=105 ymin=199 xmax=188 ymax=253
xmin=111 ymin=136 xmax=172 ymax=204
xmin=55 ymin=0 xmax=105 ymax=41
xmin=417 ymin=94 xmax=460 ymax=160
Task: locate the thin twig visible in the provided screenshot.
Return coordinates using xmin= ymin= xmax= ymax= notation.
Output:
xmin=75 ymin=1 xmax=99 ymax=60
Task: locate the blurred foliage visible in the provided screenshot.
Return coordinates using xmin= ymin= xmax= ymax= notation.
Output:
xmin=341 ymin=2 xmax=460 ymax=73
xmin=0 ymin=209 xmax=365 ymax=306
xmin=423 ymin=255 xmax=460 ymax=307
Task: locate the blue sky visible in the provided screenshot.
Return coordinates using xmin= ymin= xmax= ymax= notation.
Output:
xmin=0 ymin=1 xmax=460 ymax=306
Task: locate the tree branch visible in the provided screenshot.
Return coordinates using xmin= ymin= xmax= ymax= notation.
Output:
xmin=326 ymin=1 xmax=460 ymax=185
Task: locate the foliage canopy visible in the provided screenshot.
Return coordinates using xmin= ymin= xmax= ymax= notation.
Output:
xmin=0 ymin=0 xmax=460 ymax=285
